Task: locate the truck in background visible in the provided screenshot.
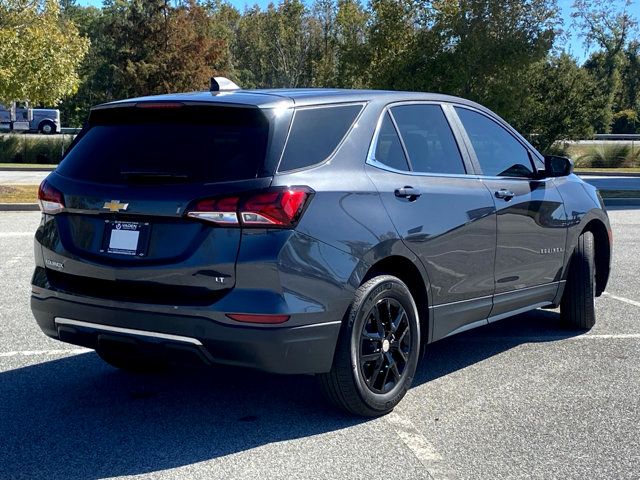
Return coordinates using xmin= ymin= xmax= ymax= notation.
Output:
xmin=0 ymin=102 xmax=61 ymax=134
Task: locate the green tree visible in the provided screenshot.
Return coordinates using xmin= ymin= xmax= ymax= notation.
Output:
xmin=266 ymin=0 xmax=315 ymax=87
xmin=512 ymin=54 xmax=602 ymax=152
xmin=619 ymin=40 xmax=640 ymax=111
xmin=334 ymin=0 xmax=369 ymax=88
xmin=310 ymin=0 xmax=338 ymax=86
xmin=572 ymin=0 xmax=638 ymax=131
xmin=413 ymin=0 xmax=559 ymax=120
xmin=101 ymin=0 xmax=227 ymax=98
xmin=366 ymin=0 xmax=417 ymax=89
xmin=0 ymin=0 xmax=89 ymax=106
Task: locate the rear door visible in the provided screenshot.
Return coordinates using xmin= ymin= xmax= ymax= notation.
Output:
xmin=452 ymin=106 xmax=567 ymax=318
xmin=366 ymin=103 xmax=497 ymax=341
xmin=38 ymin=103 xmax=289 ymax=305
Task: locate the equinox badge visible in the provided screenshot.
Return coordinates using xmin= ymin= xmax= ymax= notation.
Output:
xmin=103 ymin=200 xmax=129 ymax=212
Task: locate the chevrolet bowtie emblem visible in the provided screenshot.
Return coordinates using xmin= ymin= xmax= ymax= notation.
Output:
xmin=103 ymin=200 xmax=129 ymax=212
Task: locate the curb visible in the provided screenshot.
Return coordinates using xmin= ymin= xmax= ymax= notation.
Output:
xmin=0 ymin=166 xmax=56 ymax=172
xmin=577 ymin=171 xmax=640 ymax=178
xmin=603 ymin=198 xmax=640 ymax=206
xmin=0 ymin=203 xmax=39 ymax=211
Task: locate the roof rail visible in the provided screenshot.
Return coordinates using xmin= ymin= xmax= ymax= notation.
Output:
xmin=210 ymin=77 xmax=241 ymax=92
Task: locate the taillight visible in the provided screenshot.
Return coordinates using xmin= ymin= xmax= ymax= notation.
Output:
xmin=186 ymin=186 xmax=313 ymax=228
xmin=38 ymin=179 xmax=65 ymax=214
xmin=187 ymin=196 xmax=240 ymax=224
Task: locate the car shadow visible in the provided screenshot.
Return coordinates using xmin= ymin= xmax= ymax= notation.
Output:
xmin=0 ymin=309 xmax=583 ymax=479
xmin=413 ymin=308 xmax=584 ymax=386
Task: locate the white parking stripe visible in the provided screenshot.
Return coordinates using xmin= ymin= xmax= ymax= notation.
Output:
xmin=0 ymin=348 xmax=92 ymax=358
xmin=0 ymin=232 xmax=33 ymax=238
xmin=386 ymin=412 xmax=447 ymax=479
xmin=577 ymin=334 xmax=640 ymax=339
xmin=456 ymin=334 xmax=640 ymax=342
xmin=602 ymin=291 xmax=640 ymax=308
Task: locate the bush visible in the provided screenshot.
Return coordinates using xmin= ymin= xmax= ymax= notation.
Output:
xmin=544 ymin=142 xmax=571 ymax=157
xmin=575 ymin=143 xmax=640 ymax=168
xmin=0 ymin=134 xmax=75 ymax=164
xmin=611 ymin=110 xmax=639 ymax=134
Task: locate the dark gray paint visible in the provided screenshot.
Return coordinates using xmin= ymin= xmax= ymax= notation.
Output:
xmin=31 ymin=88 xmax=612 ymax=374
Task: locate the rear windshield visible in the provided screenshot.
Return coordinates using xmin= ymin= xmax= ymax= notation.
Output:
xmin=57 ymin=105 xmax=270 ymax=184
xmin=277 ymin=104 xmax=363 ymax=172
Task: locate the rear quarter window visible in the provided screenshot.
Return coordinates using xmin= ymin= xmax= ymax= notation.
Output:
xmin=278 ymin=104 xmax=363 ymax=172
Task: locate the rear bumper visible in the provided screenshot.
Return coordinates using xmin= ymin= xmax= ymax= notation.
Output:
xmin=31 ymin=295 xmax=341 ymax=374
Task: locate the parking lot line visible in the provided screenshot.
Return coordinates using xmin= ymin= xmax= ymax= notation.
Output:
xmin=0 ymin=348 xmax=92 ymax=358
xmin=0 ymin=232 xmax=33 ymax=238
xmin=453 ymin=333 xmax=640 ymax=342
xmin=602 ymin=291 xmax=640 ymax=308
xmin=386 ymin=411 xmax=446 ymax=480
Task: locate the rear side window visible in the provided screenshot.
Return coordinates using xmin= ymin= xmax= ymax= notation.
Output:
xmin=391 ymin=104 xmax=465 ymax=175
xmin=278 ymin=104 xmax=362 ymax=172
xmin=373 ymin=112 xmax=410 ymax=171
xmin=57 ymin=106 xmax=270 ymax=184
xmin=455 ymin=107 xmax=533 ymax=178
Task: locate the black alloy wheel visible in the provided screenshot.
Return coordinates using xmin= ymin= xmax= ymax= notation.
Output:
xmin=359 ymin=297 xmax=412 ymax=394
xmin=318 ymin=275 xmax=420 ymax=417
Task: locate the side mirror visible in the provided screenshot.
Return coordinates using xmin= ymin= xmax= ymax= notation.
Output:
xmin=542 ymin=155 xmax=573 ymax=178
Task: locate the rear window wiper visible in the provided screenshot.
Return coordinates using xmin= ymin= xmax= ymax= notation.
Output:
xmin=121 ymin=170 xmax=190 ymax=183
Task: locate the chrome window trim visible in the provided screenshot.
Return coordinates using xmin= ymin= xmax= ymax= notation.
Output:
xmin=366 ymin=100 xmax=472 ymax=178
xmin=54 ymin=317 xmax=204 ymax=346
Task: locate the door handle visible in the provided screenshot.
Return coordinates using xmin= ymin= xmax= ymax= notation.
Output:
xmin=494 ymin=189 xmax=515 ymax=201
xmin=394 ymin=186 xmax=421 ymax=200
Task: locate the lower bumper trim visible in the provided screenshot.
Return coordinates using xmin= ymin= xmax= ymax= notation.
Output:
xmin=54 ymin=318 xmax=203 ymax=346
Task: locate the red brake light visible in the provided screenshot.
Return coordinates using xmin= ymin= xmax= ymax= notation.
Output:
xmin=240 ymin=188 xmax=310 ymax=226
xmin=38 ymin=179 xmax=65 ymax=214
xmin=136 ymin=102 xmax=184 ymax=109
xmin=226 ymin=313 xmax=290 ymax=324
xmin=186 ymin=186 xmax=312 ymax=228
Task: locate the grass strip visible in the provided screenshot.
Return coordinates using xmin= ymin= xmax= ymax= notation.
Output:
xmin=0 ymin=184 xmax=39 ymax=203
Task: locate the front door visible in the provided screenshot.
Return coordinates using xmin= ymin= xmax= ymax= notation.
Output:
xmin=453 ymin=106 xmax=567 ymax=319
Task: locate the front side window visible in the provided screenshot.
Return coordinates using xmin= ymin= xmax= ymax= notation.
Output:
xmin=391 ymin=104 xmax=466 ymax=175
xmin=455 ymin=107 xmax=533 ymax=178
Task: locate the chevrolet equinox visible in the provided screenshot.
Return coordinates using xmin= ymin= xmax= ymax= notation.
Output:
xmin=31 ymin=83 xmax=612 ymax=416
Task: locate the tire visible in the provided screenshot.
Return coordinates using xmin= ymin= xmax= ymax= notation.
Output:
xmin=39 ymin=121 xmax=56 ymax=134
xmin=96 ymin=344 xmax=167 ymax=373
xmin=318 ymin=275 xmax=421 ymax=417
xmin=560 ymin=231 xmax=596 ymax=329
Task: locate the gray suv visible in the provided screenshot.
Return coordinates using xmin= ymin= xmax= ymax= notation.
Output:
xmin=31 ymin=88 xmax=611 ymax=416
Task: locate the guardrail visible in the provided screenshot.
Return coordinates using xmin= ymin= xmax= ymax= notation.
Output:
xmin=60 ymin=127 xmax=82 ymax=135
xmin=594 ymin=134 xmax=640 ymax=141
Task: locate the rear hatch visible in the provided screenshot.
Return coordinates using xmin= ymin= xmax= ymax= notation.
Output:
xmin=36 ymin=101 xmax=291 ymax=305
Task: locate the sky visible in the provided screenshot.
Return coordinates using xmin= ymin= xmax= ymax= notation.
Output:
xmin=72 ymin=0 xmax=636 ymax=65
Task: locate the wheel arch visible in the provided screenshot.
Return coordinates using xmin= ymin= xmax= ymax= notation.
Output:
xmin=361 ymin=255 xmax=430 ymax=348
xmin=581 ymin=218 xmax=611 ymax=296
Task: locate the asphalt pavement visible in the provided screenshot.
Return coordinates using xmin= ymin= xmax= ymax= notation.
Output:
xmin=0 ymin=170 xmax=49 ymax=185
xmin=0 ymin=209 xmax=639 ymax=479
